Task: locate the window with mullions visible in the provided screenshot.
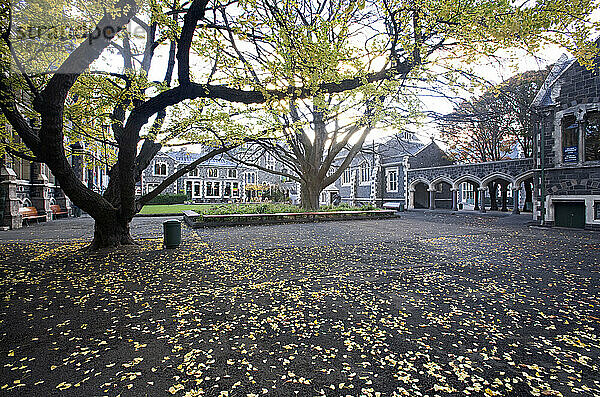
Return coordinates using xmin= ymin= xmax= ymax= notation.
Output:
xmin=360 ymin=162 xmax=370 ymax=184
xmin=205 ymin=181 xmax=220 ymax=197
xmin=562 ymin=115 xmax=579 ymax=163
xmin=585 ymin=111 xmax=600 ymax=162
xmin=342 ymin=168 xmax=351 ymax=185
xmin=154 ymin=162 xmax=167 ymax=175
xmin=386 ymin=169 xmax=398 ymax=192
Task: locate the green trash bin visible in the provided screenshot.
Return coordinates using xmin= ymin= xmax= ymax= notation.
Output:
xmin=163 ymin=219 xmax=181 ymax=248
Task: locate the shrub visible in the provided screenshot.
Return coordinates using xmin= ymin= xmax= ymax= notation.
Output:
xmin=195 ymin=202 xmax=381 ymax=216
xmin=147 ymin=194 xmax=188 ymax=205
xmin=262 ymin=186 xmax=290 ymax=202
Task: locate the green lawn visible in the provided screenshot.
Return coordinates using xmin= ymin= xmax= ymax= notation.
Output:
xmin=138 ymin=204 xmax=214 ymax=215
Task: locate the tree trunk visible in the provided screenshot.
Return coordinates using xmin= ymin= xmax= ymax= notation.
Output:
xmin=524 ymin=181 xmax=533 ymax=211
xmin=89 ymin=214 xmax=135 ymax=250
xmin=300 ymin=181 xmax=321 ymax=211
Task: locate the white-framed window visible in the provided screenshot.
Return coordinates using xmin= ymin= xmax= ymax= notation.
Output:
xmin=205 ymin=181 xmax=220 ymax=197
xmin=188 ymin=167 xmax=198 ymax=177
xmin=341 ymin=168 xmax=351 ymax=185
xmin=191 ymin=181 xmax=202 ymax=198
xmin=207 ymin=168 xmax=218 ymax=178
xmin=386 ymin=169 xmax=398 ymax=192
xmin=227 ymin=169 xmax=237 ymax=178
xmin=224 ymin=181 xmax=241 ymax=197
xmin=244 ymin=172 xmax=256 ymax=184
xmin=265 ymin=153 xmax=276 ymax=170
xmin=460 ymin=182 xmax=475 ymax=204
xmin=154 ymin=162 xmax=167 ymax=175
xmin=360 ymin=162 xmax=371 ymax=184
xmin=184 ymin=180 xmax=201 ymax=198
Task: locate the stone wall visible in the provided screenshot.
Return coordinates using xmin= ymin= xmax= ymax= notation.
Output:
xmin=407 ymin=159 xmax=535 ymax=188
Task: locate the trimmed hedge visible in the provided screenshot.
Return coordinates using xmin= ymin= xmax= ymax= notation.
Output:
xmin=197 ymin=203 xmax=380 ymax=215
xmin=147 ymin=194 xmax=188 ymax=205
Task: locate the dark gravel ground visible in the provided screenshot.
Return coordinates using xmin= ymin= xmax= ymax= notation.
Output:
xmin=0 ymin=212 xmax=599 ymax=396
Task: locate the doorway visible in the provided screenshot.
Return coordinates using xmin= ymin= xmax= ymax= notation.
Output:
xmin=554 ymin=202 xmax=585 ymax=229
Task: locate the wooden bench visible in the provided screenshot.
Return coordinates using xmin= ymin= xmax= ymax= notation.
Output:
xmin=50 ymin=204 xmax=68 ymax=218
xmin=185 ymin=210 xmax=397 ymax=228
xmin=383 ymin=202 xmax=405 ymax=212
xmin=19 ymin=206 xmax=47 ymax=224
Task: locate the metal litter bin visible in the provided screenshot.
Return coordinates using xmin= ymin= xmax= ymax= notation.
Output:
xmin=163 ymin=219 xmax=181 ymax=248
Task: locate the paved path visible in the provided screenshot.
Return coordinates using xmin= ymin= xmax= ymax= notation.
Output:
xmin=0 ymin=211 xmax=541 ymax=248
xmin=1 ymin=211 xmax=599 ymax=396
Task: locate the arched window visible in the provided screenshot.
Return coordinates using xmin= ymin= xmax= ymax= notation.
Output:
xmin=585 ymin=111 xmax=600 ymax=162
xmin=154 ymin=162 xmax=167 ymax=175
xmin=360 ymin=162 xmax=370 ymax=184
xmin=562 ymin=115 xmax=579 ymax=163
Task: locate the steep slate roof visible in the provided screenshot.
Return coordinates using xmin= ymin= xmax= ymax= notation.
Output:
xmin=333 ymin=135 xmax=425 ymax=164
xmin=531 ymin=54 xmax=576 ymax=108
xmin=377 ymin=135 xmax=425 ymax=164
xmin=161 ymin=150 xmax=239 ymax=167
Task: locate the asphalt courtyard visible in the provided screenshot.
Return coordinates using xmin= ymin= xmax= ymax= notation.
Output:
xmin=0 ymin=211 xmax=599 ymax=396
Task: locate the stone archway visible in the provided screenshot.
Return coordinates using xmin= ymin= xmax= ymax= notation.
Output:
xmin=413 ymin=181 xmax=430 ymax=209
xmin=515 ymin=172 xmax=535 ymax=213
xmin=453 ymin=175 xmax=481 ymax=211
xmin=431 ymin=178 xmax=453 ymax=209
xmin=481 ymin=173 xmax=515 ymax=212
xmin=21 ymin=198 xmax=32 ymax=208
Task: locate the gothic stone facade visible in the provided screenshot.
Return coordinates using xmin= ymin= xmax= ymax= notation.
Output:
xmin=321 ymin=136 xmax=428 ymax=207
xmin=532 ymin=51 xmax=600 ymax=229
xmin=1 ymin=139 xmax=108 ymax=229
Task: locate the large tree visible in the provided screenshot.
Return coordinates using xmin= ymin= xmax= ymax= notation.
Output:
xmin=439 ymin=68 xmax=551 ymax=163
xmin=0 ymin=0 xmax=401 ymax=248
xmin=224 ymin=0 xmax=597 ymax=209
xmin=0 ymin=0 xmax=598 ymax=246
xmin=230 ymin=93 xmax=392 ymax=210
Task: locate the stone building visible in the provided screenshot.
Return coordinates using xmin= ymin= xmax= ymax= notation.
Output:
xmin=141 ymin=148 xmax=298 ymax=203
xmin=531 ymin=51 xmax=600 ymax=229
xmin=321 ymin=135 xmax=449 ymax=207
xmin=403 ymin=49 xmax=600 ymax=230
xmin=1 ymin=133 xmax=109 ymax=229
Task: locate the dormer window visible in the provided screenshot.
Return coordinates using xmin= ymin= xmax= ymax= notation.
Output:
xmin=154 ymin=162 xmax=167 ymax=175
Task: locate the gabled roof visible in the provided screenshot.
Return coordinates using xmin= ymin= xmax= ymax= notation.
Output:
xmin=378 ymin=135 xmax=425 ymax=158
xmin=160 ymin=150 xmax=239 ymax=167
xmin=531 ymin=54 xmax=576 ymax=108
xmin=333 ymin=135 xmax=425 ymax=163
